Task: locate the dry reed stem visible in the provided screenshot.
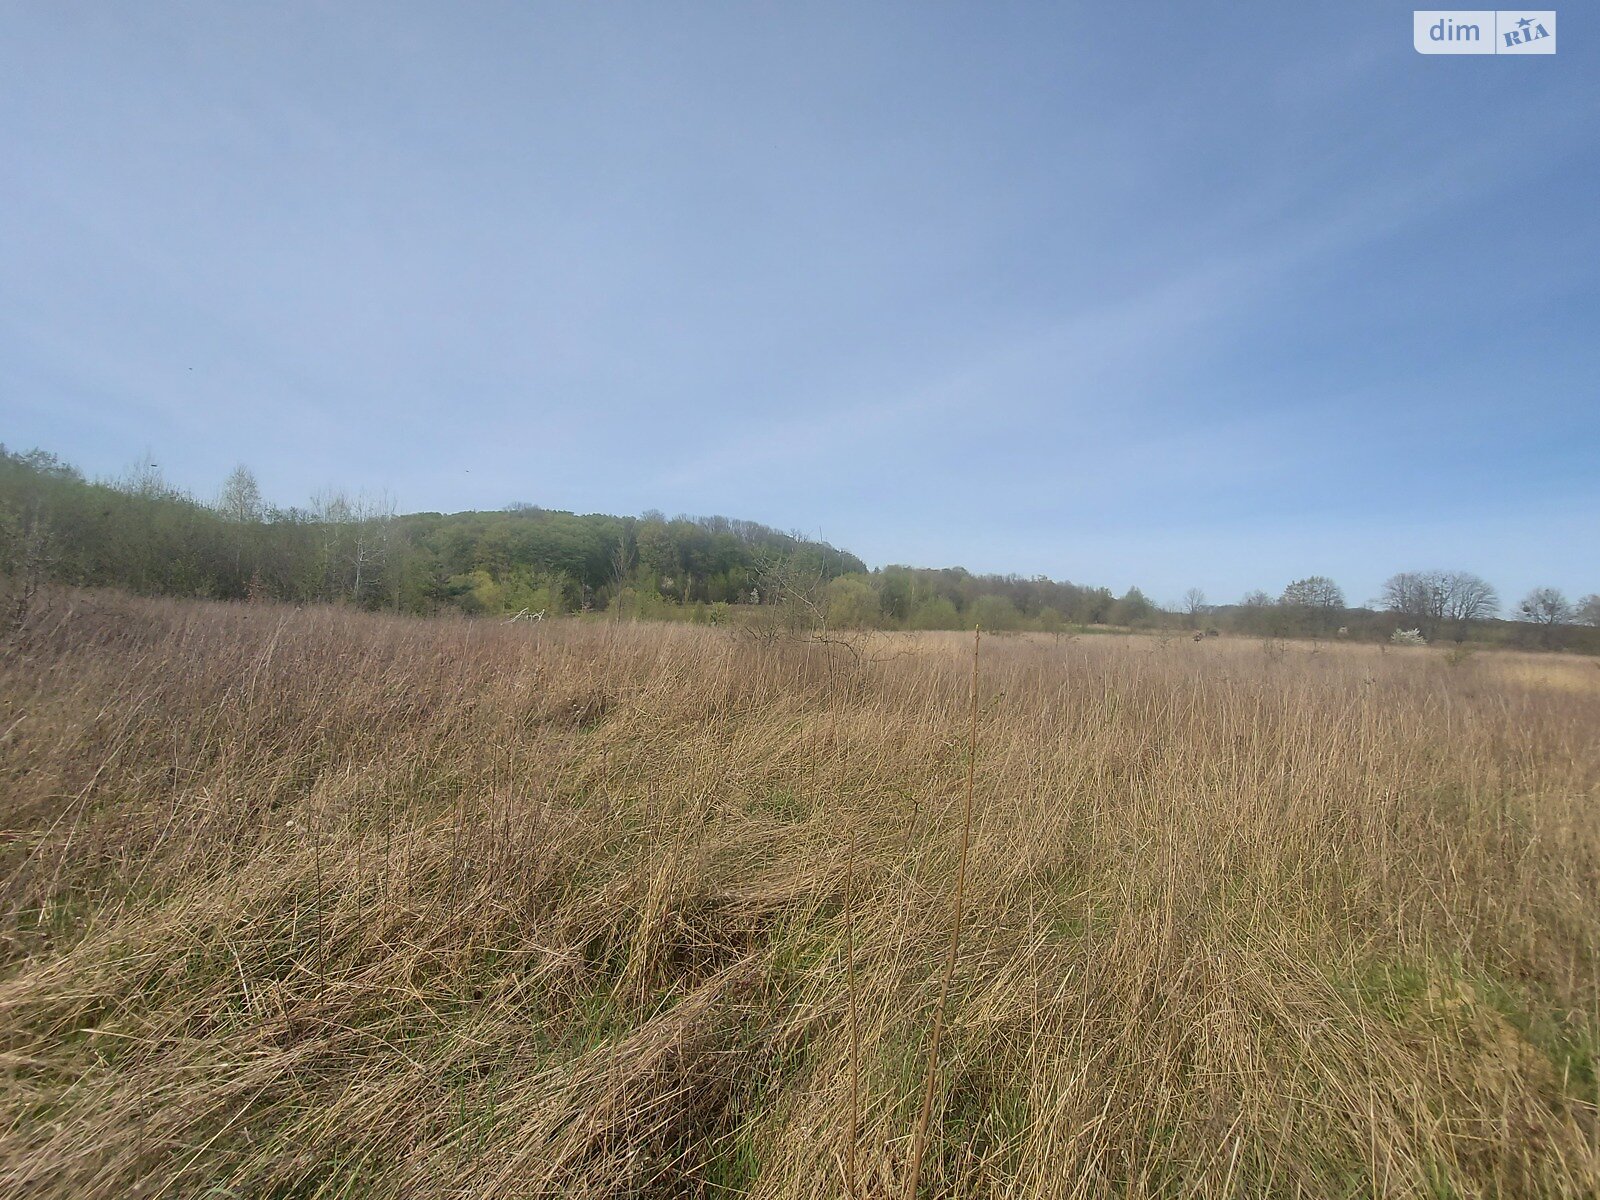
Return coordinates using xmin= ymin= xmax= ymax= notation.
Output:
xmin=906 ymin=624 xmax=982 ymax=1199
xmin=845 ymin=823 xmax=860 ymax=1200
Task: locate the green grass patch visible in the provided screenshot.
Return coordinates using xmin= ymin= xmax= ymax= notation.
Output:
xmin=1475 ymin=973 xmax=1599 ymax=1096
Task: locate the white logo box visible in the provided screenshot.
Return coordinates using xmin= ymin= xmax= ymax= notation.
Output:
xmin=1414 ymin=10 xmax=1556 ymax=54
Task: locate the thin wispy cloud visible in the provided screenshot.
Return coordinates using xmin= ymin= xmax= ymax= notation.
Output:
xmin=2 ymin=2 xmax=1595 ymax=601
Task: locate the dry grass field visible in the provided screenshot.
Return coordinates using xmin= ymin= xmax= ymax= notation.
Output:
xmin=1 ymin=595 xmax=1598 ymax=1198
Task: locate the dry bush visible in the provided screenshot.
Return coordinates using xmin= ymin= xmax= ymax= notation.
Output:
xmin=1 ymin=596 xmax=1597 ymax=1198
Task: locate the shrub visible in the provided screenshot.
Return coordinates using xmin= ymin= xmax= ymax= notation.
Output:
xmin=908 ymin=596 xmax=961 ymax=630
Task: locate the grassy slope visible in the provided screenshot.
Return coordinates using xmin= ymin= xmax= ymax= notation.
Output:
xmin=1 ymin=595 xmax=1597 ymax=1198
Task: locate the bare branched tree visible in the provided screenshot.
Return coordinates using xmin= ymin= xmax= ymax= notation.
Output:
xmin=608 ymin=534 xmax=635 ymax=618
xmin=741 ymin=551 xmax=889 ymax=673
xmin=748 ymin=551 xmax=830 ymax=642
xmin=1380 ymin=570 xmax=1498 ymax=638
xmin=1441 ymin=572 xmax=1498 ymax=625
xmin=310 ymin=488 xmax=396 ymax=605
xmin=1518 ymin=586 xmax=1571 ymax=626
xmin=216 ymin=465 xmax=264 ymax=524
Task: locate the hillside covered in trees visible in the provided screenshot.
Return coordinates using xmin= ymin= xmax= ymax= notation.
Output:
xmin=0 ymin=447 xmax=865 ymax=619
xmin=0 ymin=446 xmax=1138 ymax=628
xmin=2 ymin=445 xmax=1596 ymax=650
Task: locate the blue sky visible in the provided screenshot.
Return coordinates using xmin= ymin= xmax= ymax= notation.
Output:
xmin=2 ymin=3 xmax=1596 ymax=608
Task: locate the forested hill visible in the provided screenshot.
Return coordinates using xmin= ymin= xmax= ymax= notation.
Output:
xmin=6 ymin=445 xmax=1594 ymax=649
xmin=0 ymin=446 xmax=865 ymax=617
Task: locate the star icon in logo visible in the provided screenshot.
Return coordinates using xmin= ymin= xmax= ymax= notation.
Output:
xmin=1517 ymin=16 xmax=1534 ymax=30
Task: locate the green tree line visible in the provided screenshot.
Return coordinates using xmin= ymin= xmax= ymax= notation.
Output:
xmin=0 ymin=447 xmax=863 ymax=618
xmin=3 ymin=445 xmax=1595 ymax=650
xmin=0 ymin=445 xmax=1152 ymax=629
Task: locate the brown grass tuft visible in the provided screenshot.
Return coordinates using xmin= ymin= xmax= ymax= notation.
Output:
xmin=1 ymin=594 xmax=1597 ymax=1197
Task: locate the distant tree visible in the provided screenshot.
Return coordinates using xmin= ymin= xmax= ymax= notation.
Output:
xmin=877 ymin=568 xmax=914 ymax=623
xmin=1235 ymin=588 xmax=1277 ymax=635
xmin=310 ymin=488 xmax=397 ymax=606
xmin=825 ymin=574 xmax=879 ymax=629
xmin=1181 ymin=587 xmax=1207 ymax=626
xmin=1577 ymin=594 xmax=1600 ymax=627
xmin=1518 ymin=587 xmax=1571 ymax=627
xmin=908 ymin=596 xmax=960 ymax=630
xmin=752 ymin=551 xmax=832 ymax=636
xmin=118 ymin=452 xmax=181 ymax=502
xmin=0 ymin=498 xmax=53 ymax=632
xmin=970 ymin=593 xmax=1022 ymax=631
xmin=1280 ymin=576 xmax=1344 ymax=610
xmin=1379 ymin=572 xmax=1432 ymax=620
xmin=607 ymin=534 xmax=635 ymax=611
xmin=1279 ymin=576 xmax=1344 ymax=635
xmin=216 ymin=466 xmax=263 ymax=524
xmin=635 ymin=517 xmax=681 ymax=598
xmin=1379 ymin=569 xmax=1497 ymax=639
xmin=1110 ymin=586 xmax=1155 ymax=627
xmin=1073 ymin=586 xmax=1115 ymax=625
xmin=214 ymin=466 xmax=264 ymax=583
xmin=352 ymin=492 xmax=398 ymax=608
xmin=1 ymin=446 xmax=81 ymax=483
xmin=1440 ymin=572 xmax=1498 ymax=626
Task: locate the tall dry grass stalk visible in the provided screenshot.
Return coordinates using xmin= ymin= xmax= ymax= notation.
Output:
xmin=0 ymin=592 xmax=1597 ymax=1198
xmin=907 ymin=625 xmax=981 ymax=1199
xmin=845 ymin=823 xmax=860 ymax=1200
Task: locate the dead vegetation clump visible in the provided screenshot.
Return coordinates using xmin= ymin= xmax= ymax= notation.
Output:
xmin=0 ymin=595 xmax=1597 ymax=1197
